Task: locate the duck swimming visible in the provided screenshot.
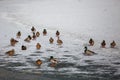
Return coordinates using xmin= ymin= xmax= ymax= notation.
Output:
xmin=49 ymin=37 xmax=54 ymax=44
xmin=10 ymin=38 xmax=18 ymax=46
xmin=21 ymin=45 xmax=27 ymax=50
xmin=49 ymin=56 xmax=58 ymax=67
xmin=6 ymin=49 xmax=15 ymax=56
xmin=16 ymin=31 xmax=21 ymax=38
xmin=24 ymin=35 xmax=31 ymax=42
xmin=36 ymin=43 xmax=41 ymax=49
xmin=36 ymin=31 xmax=40 ymax=37
xmin=89 ymin=38 xmax=94 ymax=46
xmin=101 ymin=40 xmax=106 ymax=48
xmin=110 ymin=40 xmax=116 ymax=48
xmin=56 ymin=30 xmax=60 ymax=36
xmin=57 ymin=37 xmax=63 ymax=45
xmin=84 ymin=46 xmax=96 ymax=56
xmin=31 ymin=26 xmax=36 ymax=32
xmin=36 ymin=59 xmax=42 ymax=66
xmin=43 ymin=29 xmax=47 ymax=36
xmin=32 ymin=32 xmax=36 ymax=40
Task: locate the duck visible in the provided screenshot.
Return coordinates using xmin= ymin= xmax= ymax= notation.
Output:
xmin=49 ymin=37 xmax=54 ymax=44
xmin=49 ymin=56 xmax=58 ymax=67
xmin=31 ymin=26 xmax=36 ymax=32
xmin=101 ymin=40 xmax=106 ymax=48
xmin=84 ymin=46 xmax=95 ymax=56
xmin=89 ymin=38 xmax=94 ymax=46
xmin=16 ymin=31 xmax=21 ymax=38
xmin=32 ymin=32 xmax=36 ymax=40
xmin=36 ymin=43 xmax=41 ymax=49
xmin=10 ymin=38 xmax=18 ymax=46
xmin=28 ymin=35 xmax=32 ymax=40
xmin=43 ymin=29 xmax=47 ymax=36
xmin=110 ymin=40 xmax=116 ymax=48
xmin=56 ymin=30 xmax=60 ymax=36
xmin=57 ymin=37 xmax=63 ymax=45
xmin=24 ymin=35 xmax=31 ymax=42
xmin=21 ymin=45 xmax=27 ymax=50
xmin=36 ymin=31 xmax=40 ymax=37
xmin=49 ymin=56 xmax=58 ymax=64
xmin=5 ymin=49 xmax=15 ymax=56
xmin=36 ymin=59 xmax=42 ymax=66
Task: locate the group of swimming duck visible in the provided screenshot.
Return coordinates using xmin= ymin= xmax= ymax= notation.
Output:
xmin=5 ymin=26 xmax=117 ymax=67
xmin=84 ymin=38 xmax=116 ymax=56
xmin=5 ymin=26 xmax=62 ymax=67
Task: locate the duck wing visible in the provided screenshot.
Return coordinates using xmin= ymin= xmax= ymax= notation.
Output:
xmin=87 ymin=50 xmax=95 ymax=53
xmin=83 ymin=50 xmax=97 ymax=56
xmin=88 ymin=50 xmax=97 ymax=55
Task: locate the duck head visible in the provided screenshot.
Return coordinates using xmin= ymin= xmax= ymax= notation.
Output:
xmin=84 ymin=46 xmax=87 ymax=50
xmin=50 ymin=56 xmax=54 ymax=60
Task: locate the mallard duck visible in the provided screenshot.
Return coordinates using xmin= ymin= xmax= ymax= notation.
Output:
xmin=49 ymin=37 xmax=54 ymax=44
xmin=110 ymin=40 xmax=116 ymax=48
xmin=43 ymin=29 xmax=47 ymax=35
xmin=56 ymin=30 xmax=60 ymax=36
xmin=24 ymin=37 xmax=30 ymax=42
xmin=57 ymin=37 xmax=63 ymax=45
xmin=28 ymin=35 xmax=32 ymax=40
xmin=49 ymin=56 xmax=58 ymax=67
xmin=31 ymin=26 xmax=36 ymax=32
xmin=5 ymin=49 xmax=15 ymax=56
xmin=36 ymin=43 xmax=41 ymax=49
xmin=24 ymin=35 xmax=31 ymax=42
xmin=21 ymin=45 xmax=27 ymax=50
xmin=84 ymin=46 xmax=95 ymax=56
xmin=10 ymin=38 xmax=18 ymax=46
xmin=101 ymin=40 xmax=106 ymax=48
xmin=89 ymin=38 xmax=94 ymax=46
xmin=16 ymin=31 xmax=21 ymax=38
xmin=36 ymin=59 xmax=42 ymax=66
xmin=36 ymin=31 xmax=40 ymax=37
xmin=32 ymin=32 xmax=36 ymax=40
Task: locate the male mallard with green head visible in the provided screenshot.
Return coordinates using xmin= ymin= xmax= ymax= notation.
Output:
xmin=21 ymin=45 xmax=27 ymax=50
xmin=84 ymin=46 xmax=95 ymax=56
xmin=24 ymin=35 xmax=32 ymax=42
xmin=43 ymin=29 xmax=47 ymax=36
xmin=49 ymin=56 xmax=58 ymax=67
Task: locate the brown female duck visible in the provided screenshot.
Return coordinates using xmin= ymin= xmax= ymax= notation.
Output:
xmin=101 ymin=40 xmax=106 ymax=48
xmin=49 ymin=37 xmax=54 ymax=44
xmin=36 ymin=43 xmax=41 ymax=49
xmin=89 ymin=38 xmax=94 ymax=46
xmin=6 ymin=49 xmax=15 ymax=56
xmin=36 ymin=59 xmax=42 ymax=66
xmin=110 ymin=40 xmax=116 ymax=48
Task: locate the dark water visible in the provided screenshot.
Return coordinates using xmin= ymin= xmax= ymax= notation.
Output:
xmin=1 ymin=60 xmax=119 ymax=80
